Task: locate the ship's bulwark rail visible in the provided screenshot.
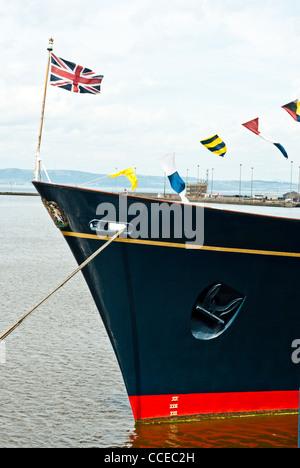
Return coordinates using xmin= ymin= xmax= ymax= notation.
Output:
xmin=0 ymin=228 xmax=125 ymax=343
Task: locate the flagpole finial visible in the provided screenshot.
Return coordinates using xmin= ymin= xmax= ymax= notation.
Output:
xmin=47 ymin=37 xmax=54 ymax=51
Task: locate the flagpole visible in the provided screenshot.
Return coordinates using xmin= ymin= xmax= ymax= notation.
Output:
xmin=34 ymin=37 xmax=54 ymax=181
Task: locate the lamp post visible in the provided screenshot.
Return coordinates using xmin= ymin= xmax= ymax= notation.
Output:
xmin=290 ymin=160 xmax=294 ymax=201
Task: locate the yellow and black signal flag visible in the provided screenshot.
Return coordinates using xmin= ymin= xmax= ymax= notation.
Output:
xmin=109 ymin=167 xmax=137 ymax=191
xmin=282 ymin=99 xmax=300 ymax=122
xmin=200 ymin=134 xmax=227 ymax=157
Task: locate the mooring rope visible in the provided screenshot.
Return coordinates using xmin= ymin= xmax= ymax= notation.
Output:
xmin=0 ymin=228 xmax=125 ymax=342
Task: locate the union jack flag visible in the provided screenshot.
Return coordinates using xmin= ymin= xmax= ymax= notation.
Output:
xmin=50 ymin=53 xmax=103 ymax=94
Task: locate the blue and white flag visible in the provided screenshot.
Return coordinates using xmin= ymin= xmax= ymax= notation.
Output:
xmin=158 ymin=152 xmax=189 ymax=203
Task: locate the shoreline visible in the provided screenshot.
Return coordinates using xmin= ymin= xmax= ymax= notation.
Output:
xmin=190 ymin=197 xmax=299 ymax=208
xmin=0 ymin=192 xmax=39 ymax=196
xmin=129 ymin=192 xmax=300 ymax=208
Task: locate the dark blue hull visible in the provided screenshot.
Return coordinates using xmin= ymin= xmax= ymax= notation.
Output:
xmin=33 ymin=181 xmax=300 ymax=421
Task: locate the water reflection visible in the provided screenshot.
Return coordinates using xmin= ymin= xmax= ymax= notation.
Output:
xmin=127 ymin=413 xmax=298 ymax=448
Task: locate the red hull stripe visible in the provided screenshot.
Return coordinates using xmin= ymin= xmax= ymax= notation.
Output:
xmin=129 ymin=391 xmax=299 ymax=421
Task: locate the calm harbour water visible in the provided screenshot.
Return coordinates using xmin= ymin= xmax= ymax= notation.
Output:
xmin=0 ymin=195 xmax=299 ymax=448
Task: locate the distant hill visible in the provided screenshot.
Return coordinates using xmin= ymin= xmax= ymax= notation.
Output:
xmin=0 ymin=168 xmax=297 ymax=195
xmin=0 ymin=168 xmax=166 ymax=190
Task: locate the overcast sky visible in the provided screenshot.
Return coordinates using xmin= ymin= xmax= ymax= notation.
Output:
xmin=1 ymin=0 xmax=300 ymax=182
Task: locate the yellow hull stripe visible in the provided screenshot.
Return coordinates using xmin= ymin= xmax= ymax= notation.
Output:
xmin=62 ymin=231 xmax=300 ymax=258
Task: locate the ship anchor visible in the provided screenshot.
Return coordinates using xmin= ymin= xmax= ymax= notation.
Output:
xmin=196 ymin=283 xmax=244 ymax=326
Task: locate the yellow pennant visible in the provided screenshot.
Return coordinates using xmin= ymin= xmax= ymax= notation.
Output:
xmin=109 ymin=167 xmax=137 ymax=191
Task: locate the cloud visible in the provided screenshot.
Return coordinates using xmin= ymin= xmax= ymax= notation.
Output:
xmin=0 ymin=0 xmax=299 ymax=181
